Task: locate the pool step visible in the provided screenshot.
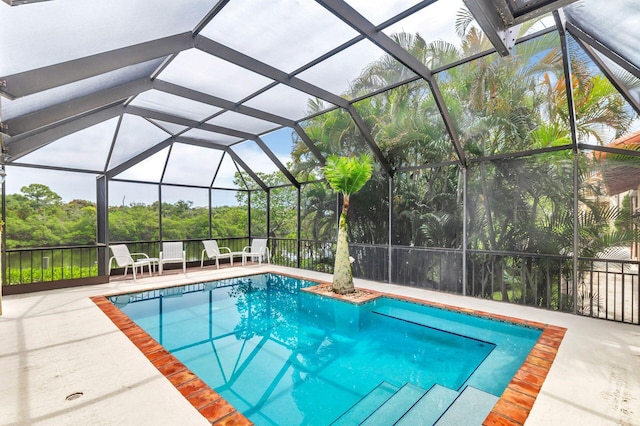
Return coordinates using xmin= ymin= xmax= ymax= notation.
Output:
xmin=332 ymin=382 xmax=462 ymax=426
xmin=395 ymin=384 xmax=459 ymax=425
xmin=332 ymin=382 xmax=499 ymax=426
xmin=360 ymin=383 xmax=428 ymax=425
xmin=435 ymin=386 xmax=498 ymax=425
xmin=331 ymin=381 xmax=399 ymax=425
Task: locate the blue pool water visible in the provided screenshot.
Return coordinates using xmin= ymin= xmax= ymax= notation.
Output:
xmin=110 ymin=273 xmax=542 ymax=425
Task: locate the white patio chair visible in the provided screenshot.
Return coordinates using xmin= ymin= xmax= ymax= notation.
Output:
xmin=159 ymin=241 xmax=186 ymax=275
xmin=201 ymin=240 xmax=233 ymax=269
xmin=242 ymin=238 xmax=270 ymax=266
xmin=108 ymin=244 xmax=152 ymax=281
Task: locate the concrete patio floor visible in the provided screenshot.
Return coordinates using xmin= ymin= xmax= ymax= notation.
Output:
xmin=1 ymin=265 xmax=639 ymax=425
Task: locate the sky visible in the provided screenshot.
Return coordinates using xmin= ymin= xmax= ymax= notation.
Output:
xmin=3 ymin=0 xmax=637 ymax=207
xmin=5 ymin=125 xmax=296 ymax=205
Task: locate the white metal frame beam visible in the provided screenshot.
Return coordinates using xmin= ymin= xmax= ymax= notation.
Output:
xmin=3 ymin=78 xmax=152 ymax=136
xmin=5 ymin=103 xmax=125 ymax=160
xmin=463 ymin=0 xmax=519 ymax=57
xmin=0 ymin=32 xmax=193 ymax=99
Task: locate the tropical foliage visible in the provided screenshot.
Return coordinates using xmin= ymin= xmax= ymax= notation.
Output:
xmin=290 ymin=12 xmax=639 ymax=308
xmin=6 ymin=184 xmax=92 ymax=248
xmin=3 ymin=184 xmax=249 ymax=249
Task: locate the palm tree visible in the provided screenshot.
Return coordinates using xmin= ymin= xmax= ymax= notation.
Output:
xmin=323 ymin=154 xmax=374 ymax=294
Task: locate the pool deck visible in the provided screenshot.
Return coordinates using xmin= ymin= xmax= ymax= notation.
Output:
xmin=1 ymin=265 xmax=639 ymax=425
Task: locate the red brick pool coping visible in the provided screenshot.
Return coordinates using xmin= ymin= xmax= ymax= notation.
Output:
xmin=92 ymin=273 xmax=566 ymax=426
xmin=91 ymin=296 xmax=252 ymax=425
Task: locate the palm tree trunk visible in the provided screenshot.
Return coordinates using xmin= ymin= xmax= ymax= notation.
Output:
xmin=333 ymin=196 xmax=354 ymax=294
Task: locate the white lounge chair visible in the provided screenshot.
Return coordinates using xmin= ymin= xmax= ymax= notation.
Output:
xmin=242 ymin=238 xmax=270 ymax=266
xmin=201 ymin=240 xmax=233 ymax=269
xmin=159 ymin=241 xmax=186 ymax=275
xmin=108 ymin=244 xmax=152 ymax=281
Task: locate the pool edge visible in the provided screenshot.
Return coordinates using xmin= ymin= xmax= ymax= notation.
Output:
xmin=91 ymin=272 xmax=566 ymax=426
xmin=90 ymin=295 xmax=252 ymax=426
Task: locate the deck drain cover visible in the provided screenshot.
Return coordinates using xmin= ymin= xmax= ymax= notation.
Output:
xmin=65 ymin=392 xmax=83 ymax=401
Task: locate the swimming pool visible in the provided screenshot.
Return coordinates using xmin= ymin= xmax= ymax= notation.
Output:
xmin=108 ymin=273 xmax=543 ymax=425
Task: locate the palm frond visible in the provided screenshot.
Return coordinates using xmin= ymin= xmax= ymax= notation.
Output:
xmin=323 ymin=154 xmax=374 ymax=196
xmin=455 ymin=7 xmax=475 ymax=38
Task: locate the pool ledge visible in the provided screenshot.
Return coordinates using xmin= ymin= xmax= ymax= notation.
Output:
xmin=302 ymin=282 xmax=382 ymax=304
xmin=91 ymin=277 xmax=566 ymax=426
